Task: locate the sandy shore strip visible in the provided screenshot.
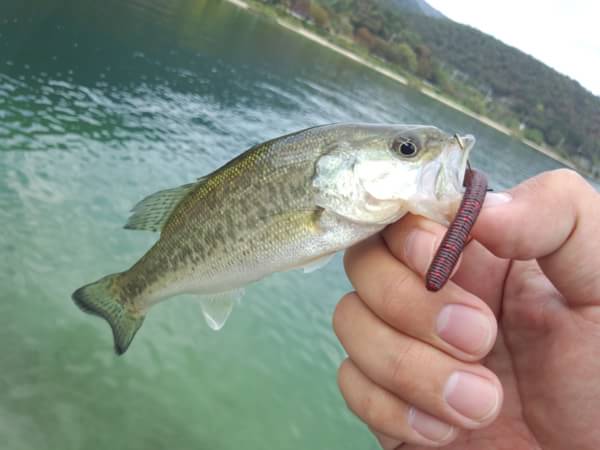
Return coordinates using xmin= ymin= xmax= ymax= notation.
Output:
xmin=519 ymin=138 xmax=576 ymax=168
xmin=275 ymin=19 xmax=575 ymax=168
xmin=276 ymin=19 xmax=408 ymax=86
xmin=223 ymin=0 xmax=576 ymax=170
xmin=419 ymin=87 xmax=511 ymax=135
xmin=225 ymin=0 xmax=249 ymax=8
xmin=416 ymin=92 xmax=576 ymax=168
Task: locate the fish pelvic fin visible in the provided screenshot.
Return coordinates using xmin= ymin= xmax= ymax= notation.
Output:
xmin=72 ymin=273 xmax=145 ymax=355
xmin=198 ymin=288 xmax=245 ymax=331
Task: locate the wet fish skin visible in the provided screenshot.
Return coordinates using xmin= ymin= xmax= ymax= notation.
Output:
xmin=72 ymin=123 xmax=473 ymax=354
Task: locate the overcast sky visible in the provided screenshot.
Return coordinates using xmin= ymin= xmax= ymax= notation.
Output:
xmin=426 ymin=0 xmax=600 ymax=96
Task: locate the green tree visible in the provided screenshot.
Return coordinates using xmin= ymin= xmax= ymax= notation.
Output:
xmin=395 ymin=43 xmax=417 ymax=72
xmin=415 ymin=44 xmax=432 ymax=79
xmin=290 ymin=0 xmax=310 ymax=18
xmin=279 ymin=0 xmax=600 ymax=169
xmin=309 ymin=2 xmax=330 ymax=29
xmin=354 ymin=26 xmax=378 ymax=49
xmin=546 ymin=128 xmax=564 ymax=147
xmin=524 ymin=128 xmax=545 ymax=145
xmin=430 ymin=62 xmax=449 ymax=89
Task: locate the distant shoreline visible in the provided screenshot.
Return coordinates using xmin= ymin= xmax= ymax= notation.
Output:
xmin=226 ymin=0 xmax=249 ymax=8
xmin=276 ymin=19 xmax=409 ymax=86
xmin=224 ymin=0 xmax=578 ymax=171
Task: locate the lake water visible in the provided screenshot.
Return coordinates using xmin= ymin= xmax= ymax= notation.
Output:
xmin=0 ymin=1 xmax=583 ymax=449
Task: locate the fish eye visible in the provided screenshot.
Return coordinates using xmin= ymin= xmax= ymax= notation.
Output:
xmin=391 ymin=138 xmax=419 ymax=158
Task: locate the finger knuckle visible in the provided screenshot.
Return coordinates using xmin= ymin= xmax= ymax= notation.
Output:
xmin=343 ymin=244 xmax=365 ymax=276
xmin=342 ymin=248 xmax=355 ymax=275
xmin=333 ymin=292 xmax=358 ymax=337
xmin=359 ymin=389 xmax=387 ymax=428
xmin=508 ymin=234 xmax=539 ymax=260
xmin=379 ymin=271 xmax=412 ymax=319
xmin=484 ymin=232 xmax=533 ymax=260
xmin=540 ymin=169 xmax=594 ymax=200
xmin=550 ymin=168 xmax=586 ymax=187
xmin=336 ymin=358 xmax=352 ymax=391
xmin=388 ymin=340 xmax=422 ymax=388
xmin=527 ymin=168 xmax=585 ymax=197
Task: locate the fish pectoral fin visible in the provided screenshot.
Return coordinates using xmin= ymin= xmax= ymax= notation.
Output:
xmin=124 ymin=182 xmax=196 ymax=232
xmin=198 ymin=288 xmax=244 ymax=331
xmin=300 ymin=253 xmax=336 ymax=274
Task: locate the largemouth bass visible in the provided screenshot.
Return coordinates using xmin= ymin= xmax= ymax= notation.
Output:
xmin=72 ymin=123 xmax=474 ymax=354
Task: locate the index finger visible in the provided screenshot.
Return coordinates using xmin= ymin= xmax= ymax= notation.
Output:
xmin=343 ymin=232 xmax=497 ymax=361
xmin=472 ymin=169 xmax=600 ymax=307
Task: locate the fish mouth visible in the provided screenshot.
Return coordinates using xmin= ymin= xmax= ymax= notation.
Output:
xmin=406 ymin=133 xmax=476 ymax=226
xmin=455 ymin=134 xmax=475 ymax=189
xmin=434 ymin=133 xmax=475 ymax=199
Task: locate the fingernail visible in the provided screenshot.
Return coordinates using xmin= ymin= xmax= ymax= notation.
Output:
xmin=404 ymin=229 xmax=437 ymax=274
xmin=436 ymin=305 xmax=493 ymax=356
xmin=483 ymin=192 xmax=511 ymax=208
xmin=408 ymin=407 xmax=455 ymax=443
xmin=444 ymin=372 xmax=500 ymax=422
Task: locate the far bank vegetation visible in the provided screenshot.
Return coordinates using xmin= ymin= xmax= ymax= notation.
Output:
xmin=257 ymin=0 xmax=600 ymax=176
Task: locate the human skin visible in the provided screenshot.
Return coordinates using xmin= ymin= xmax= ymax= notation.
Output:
xmin=334 ymin=169 xmax=600 ymax=449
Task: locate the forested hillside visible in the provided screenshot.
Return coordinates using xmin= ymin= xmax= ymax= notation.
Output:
xmin=258 ymin=0 xmax=600 ymax=173
xmin=382 ymin=0 xmax=444 ymax=19
xmin=406 ymin=13 xmax=600 ymax=171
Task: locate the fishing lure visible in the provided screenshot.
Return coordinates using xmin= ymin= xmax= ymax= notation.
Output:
xmin=425 ymin=165 xmax=488 ymax=292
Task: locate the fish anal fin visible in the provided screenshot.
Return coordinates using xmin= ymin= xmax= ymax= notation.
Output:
xmin=124 ymin=182 xmax=196 ymax=232
xmin=301 ymin=253 xmax=336 ymax=274
xmin=198 ymin=289 xmax=244 ymax=331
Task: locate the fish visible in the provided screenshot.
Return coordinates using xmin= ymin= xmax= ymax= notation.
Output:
xmin=72 ymin=123 xmax=474 ymax=354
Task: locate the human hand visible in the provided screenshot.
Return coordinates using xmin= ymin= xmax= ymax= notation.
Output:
xmin=334 ymin=169 xmax=600 ymax=449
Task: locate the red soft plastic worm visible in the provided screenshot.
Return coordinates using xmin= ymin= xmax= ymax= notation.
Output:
xmin=425 ymin=169 xmax=488 ymax=291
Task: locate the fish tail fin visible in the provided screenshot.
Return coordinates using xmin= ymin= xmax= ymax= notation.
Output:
xmin=72 ymin=273 xmax=145 ymax=355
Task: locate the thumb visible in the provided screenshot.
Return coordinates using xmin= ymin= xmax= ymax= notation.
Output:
xmin=470 ymin=169 xmax=600 ymax=308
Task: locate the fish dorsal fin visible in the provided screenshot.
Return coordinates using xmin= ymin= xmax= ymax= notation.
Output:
xmin=124 ymin=181 xmax=201 ymax=232
xmin=300 ymin=253 xmax=336 ymax=274
xmin=198 ymin=289 xmax=244 ymax=331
